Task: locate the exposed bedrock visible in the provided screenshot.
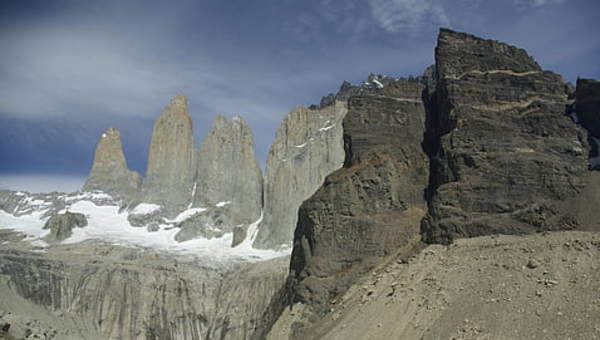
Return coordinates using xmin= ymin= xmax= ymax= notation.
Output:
xmin=421 ymin=29 xmax=591 ymax=244
xmin=141 ymin=95 xmax=196 ymax=212
xmin=289 ymin=79 xmax=429 ymax=317
xmin=43 ymin=212 xmax=88 ymax=243
xmin=0 ymin=244 xmax=288 ymax=340
xmin=82 ymin=127 xmax=141 ymax=200
xmin=254 ymin=101 xmax=348 ymax=249
xmin=193 ymin=115 xmax=263 ymax=226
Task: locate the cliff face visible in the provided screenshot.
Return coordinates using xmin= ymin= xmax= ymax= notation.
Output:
xmin=422 ymin=29 xmax=589 ymax=244
xmin=269 ymin=28 xmax=600 ymax=338
xmin=289 ymin=80 xmax=429 ymax=318
xmin=575 ymin=78 xmax=600 ymax=138
xmin=82 ymin=127 xmax=141 ymax=199
xmin=0 ymin=242 xmax=288 ymax=340
xmin=194 ymin=115 xmax=263 ymax=226
xmin=141 ymin=95 xmax=196 ymax=212
xmin=253 ymin=101 xmax=348 ymax=249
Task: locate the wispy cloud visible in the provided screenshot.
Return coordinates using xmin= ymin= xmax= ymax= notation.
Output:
xmin=514 ymin=0 xmax=567 ymax=8
xmin=368 ymin=0 xmax=450 ymax=33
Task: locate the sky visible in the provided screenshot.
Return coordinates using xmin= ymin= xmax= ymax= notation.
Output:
xmin=0 ymin=0 xmax=599 ymax=193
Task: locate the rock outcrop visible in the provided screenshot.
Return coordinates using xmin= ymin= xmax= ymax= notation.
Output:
xmin=43 ymin=211 xmax=87 ymax=243
xmin=141 ymin=95 xmax=195 ymax=212
xmin=421 ymin=29 xmax=589 ymax=244
xmin=174 ymin=209 xmax=228 ymax=242
xmin=193 ymin=115 xmax=263 ymax=226
xmin=254 ymin=101 xmax=348 ymax=249
xmin=289 ymin=79 xmax=429 ymax=320
xmin=0 ymin=242 xmax=289 ymax=340
xmin=82 ymin=127 xmax=141 ymax=199
xmin=575 ymin=78 xmax=600 ymax=138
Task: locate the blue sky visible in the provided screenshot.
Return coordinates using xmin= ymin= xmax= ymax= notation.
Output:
xmin=1 ymin=0 xmax=599 ymax=192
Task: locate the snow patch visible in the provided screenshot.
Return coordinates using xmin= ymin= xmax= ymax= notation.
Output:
xmin=319 ymin=124 xmax=335 ymax=132
xmin=167 ymin=207 xmax=207 ymax=224
xmin=67 ymin=192 xmax=112 ymax=202
xmin=372 ymin=78 xmax=384 ymax=88
xmin=0 ymin=196 xmax=288 ymax=261
xmin=0 ymin=210 xmax=50 ymax=239
xmin=216 ymin=201 xmax=231 ymax=208
xmin=130 ymin=203 xmax=161 ymax=215
xmin=295 ymin=143 xmax=307 ymax=148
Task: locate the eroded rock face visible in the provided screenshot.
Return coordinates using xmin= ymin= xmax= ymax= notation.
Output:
xmin=193 ymin=115 xmax=263 ymax=226
xmin=421 ymin=29 xmax=589 ymax=244
xmin=174 ymin=209 xmax=228 ymax=242
xmin=0 ymin=243 xmax=288 ymax=340
xmin=43 ymin=212 xmax=87 ymax=242
xmin=141 ymin=95 xmax=195 ymax=212
xmin=82 ymin=128 xmax=141 ymax=199
xmin=254 ymin=101 xmax=348 ymax=249
xmin=575 ymin=78 xmax=600 ymax=138
xmin=289 ymin=80 xmax=429 ymax=317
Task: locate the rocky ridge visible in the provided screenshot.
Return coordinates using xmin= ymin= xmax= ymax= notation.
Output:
xmin=262 ymin=28 xmax=600 ymax=338
xmin=290 ymin=78 xmax=430 ymax=319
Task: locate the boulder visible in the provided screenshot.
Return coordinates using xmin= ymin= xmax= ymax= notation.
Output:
xmin=231 ymin=225 xmax=247 ymax=247
xmin=43 ymin=212 xmax=88 ymax=242
xmin=174 ymin=209 xmax=228 ymax=242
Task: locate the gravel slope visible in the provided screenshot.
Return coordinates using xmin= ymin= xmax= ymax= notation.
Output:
xmin=268 ymin=231 xmax=600 ymax=340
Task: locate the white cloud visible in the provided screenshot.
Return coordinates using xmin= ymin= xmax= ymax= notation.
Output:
xmin=514 ymin=0 xmax=567 ymax=8
xmin=368 ymin=0 xmax=450 ymax=33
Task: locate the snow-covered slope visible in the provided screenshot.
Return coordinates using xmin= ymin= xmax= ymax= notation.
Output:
xmin=0 ymin=190 xmax=287 ymax=261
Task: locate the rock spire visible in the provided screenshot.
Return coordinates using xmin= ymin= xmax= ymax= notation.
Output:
xmin=141 ymin=94 xmax=195 ymax=211
xmin=82 ymin=127 xmax=140 ymax=199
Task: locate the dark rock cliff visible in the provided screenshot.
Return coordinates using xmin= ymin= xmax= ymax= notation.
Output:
xmin=421 ymin=29 xmax=590 ymax=244
xmin=270 ymin=28 xmax=600 ymax=338
xmin=575 ymin=78 xmax=600 ymax=138
xmin=289 ymin=79 xmax=429 ymax=318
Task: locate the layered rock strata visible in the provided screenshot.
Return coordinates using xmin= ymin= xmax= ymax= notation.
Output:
xmin=288 ymin=79 xmax=430 ymax=319
xmin=421 ymin=29 xmax=589 ymax=244
xmin=141 ymin=95 xmax=195 ymax=212
xmin=254 ymin=101 xmax=348 ymax=249
xmin=193 ymin=115 xmax=263 ymax=225
xmin=82 ymin=127 xmax=141 ymax=199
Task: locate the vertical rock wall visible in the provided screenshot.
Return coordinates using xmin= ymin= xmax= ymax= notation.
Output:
xmin=289 ymin=79 xmax=429 ymax=316
xmin=253 ymin=101 xmax=348 ymax=249
xmin=141 ymin=95 xmax=196 ymax=211
xmin=421 ymin=29 xmax=589 ymax=244
xmin=194 ymin=115 xmax=263 ymax=225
